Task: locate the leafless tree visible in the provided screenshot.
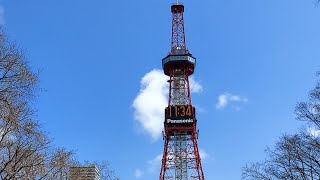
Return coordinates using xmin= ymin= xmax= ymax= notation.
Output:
xmin=0 ymin=31 xmax=78 ymax=180
xmin=0 ymin=30 xmax=41 ymax=179
xmin=0 ymin=108 xmax=76 ymax=180
xmin=38 ymin=148 xmax=77 ymax=180
xmin=0 ymin=30 xmax=119 ymax=179
xmin=295 ymin=74 xmax=320 ymax=128
xmin=242 ymin=74 xmax=320 ymax=180
xmin=242 ymin=132 xmax=320 ymax=180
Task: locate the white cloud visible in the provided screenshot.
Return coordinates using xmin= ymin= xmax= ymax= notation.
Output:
xmin=132 ymin=69 xmax=202 ymax=140
xmin=216 ymin=92 xmax=248 ymax=110
xmin=189 ymin=76 xmax=203 ymax=93
xmin=148 ymin=154 xmax=162 ymax=165
xmin=199 ymin=149 xmax=208 ymax=160
xmin=134 ymin=169 xmax=144 ymax=178
xmin=308 ymin=126 xmax=320 ymax=138
xmin=148 ymin=154 xmax=163 ymax=173
xmin=133 ymin=69 xmax=168 ymax=140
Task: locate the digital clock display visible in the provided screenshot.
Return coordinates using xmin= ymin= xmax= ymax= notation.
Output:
xmin=165 ymin=105 xmax=195 ymax=120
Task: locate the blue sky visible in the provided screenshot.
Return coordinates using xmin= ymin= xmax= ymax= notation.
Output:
xmin=2 ymin=0 xmax=320 ymax=179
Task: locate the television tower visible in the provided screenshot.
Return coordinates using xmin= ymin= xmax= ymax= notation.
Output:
xmin=160 ymin=1 xmax=205 ymax=180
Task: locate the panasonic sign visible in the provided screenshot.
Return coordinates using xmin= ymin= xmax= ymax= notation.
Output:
xmin=167 ymin=118 xmax=194 ymax=123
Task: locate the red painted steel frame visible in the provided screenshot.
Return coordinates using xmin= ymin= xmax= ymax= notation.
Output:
xmin=159 ymin=4 xmax=205 ymax=178
xmin=170 ymin=4 xmax=186 ymax=55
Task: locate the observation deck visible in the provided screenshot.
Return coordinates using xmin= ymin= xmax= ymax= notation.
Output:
xmin=162 ymin=51 xmax=196 ymax=76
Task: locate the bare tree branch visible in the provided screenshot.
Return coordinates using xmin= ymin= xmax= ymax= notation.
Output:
xmin=0 ymin=29 xmax=119 ymax=180
xmin=243 ymin=73 xmax=320 ymax=180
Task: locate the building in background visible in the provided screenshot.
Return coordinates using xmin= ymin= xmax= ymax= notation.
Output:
xmin=69 ymin=166 xmax=100 ymax=180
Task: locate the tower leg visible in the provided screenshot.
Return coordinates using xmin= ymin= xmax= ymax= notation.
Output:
xmin=160 ymin=130 xmax=204 ymax=180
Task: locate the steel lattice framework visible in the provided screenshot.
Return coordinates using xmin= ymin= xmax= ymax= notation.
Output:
xmin=170 ymin=5 xmax=186 ymax=55
xmin=160 ymin=2 xmax=205 ymax=180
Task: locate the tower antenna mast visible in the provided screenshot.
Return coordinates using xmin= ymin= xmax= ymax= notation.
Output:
xmin=160 ymin=1 xmax=205 ymax=180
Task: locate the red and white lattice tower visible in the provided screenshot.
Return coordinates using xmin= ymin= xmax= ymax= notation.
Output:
xmin=160 ymin=2 xmax=205 ymax=180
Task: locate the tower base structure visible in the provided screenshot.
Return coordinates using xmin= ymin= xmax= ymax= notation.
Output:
xmin=160 ymin=128 xmax=204 ymax=180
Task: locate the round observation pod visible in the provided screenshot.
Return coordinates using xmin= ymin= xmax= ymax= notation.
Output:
xmin=162 ymin=52 xmax=196 ymax=76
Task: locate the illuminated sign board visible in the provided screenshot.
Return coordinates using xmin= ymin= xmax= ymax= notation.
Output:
xmin=165 ymin=105 xmax=195 ymax=123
